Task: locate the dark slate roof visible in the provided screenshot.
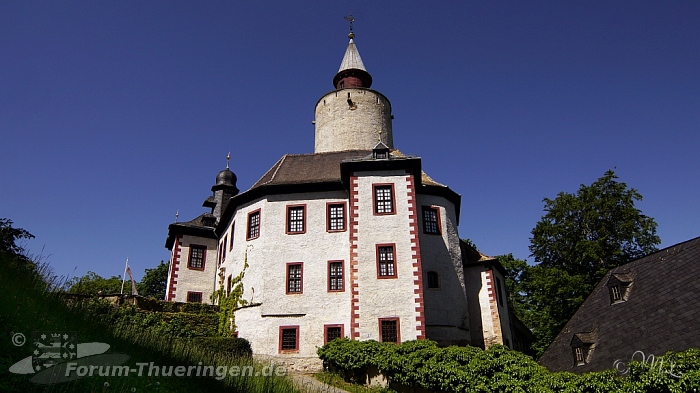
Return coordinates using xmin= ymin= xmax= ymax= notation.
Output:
xmin=164 ymin=213 xmax=217 ymax=249
xmin=251 ymin=149 xmax=447 ymax=188
xmin=216 ymin=149 xmax=459 ymax=236
xmin=252 ymin=150 xmax=371 ymax=187
xmin=539 ymin=235 xmax=700 ymax=373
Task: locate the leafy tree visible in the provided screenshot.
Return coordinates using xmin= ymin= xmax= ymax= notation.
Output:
xmin=524 ymin=170 xmax=660 ymax=356
xmin=0 ymin=218 xmax=33 ymax=257
xmin=65 ymin=271 xmax=122 ymax=295
xmin=137 ymin=260 xmax=168 ymax=299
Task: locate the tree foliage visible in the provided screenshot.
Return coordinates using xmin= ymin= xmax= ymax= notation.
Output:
xmin=0 ymin=218 xmax=34 ymax=258
xmin=65 ymin=271 xmax=123 ymax=294
xmin=521 ymin=170 xmax=661 ymax=356
xmin=530 ymin=170 xmax=660 ymax=281
xmin=137 ymin=260 xmax=168 ymax=299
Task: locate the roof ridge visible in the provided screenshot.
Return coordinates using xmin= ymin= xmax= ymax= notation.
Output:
xmin=283 ymin=150 xmax=371 ymax=158
xmin=251 ymin=155 xmax=286 ymax=188
xmin=268 ymin=154 xmax=287 ymax=184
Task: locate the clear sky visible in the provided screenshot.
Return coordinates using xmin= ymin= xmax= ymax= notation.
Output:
xmin=2 ymin=1 xmax=699 ymax=281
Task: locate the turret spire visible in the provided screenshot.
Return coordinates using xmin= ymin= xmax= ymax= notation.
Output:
xmin=333 ymin=17 xmax=372 ymax=89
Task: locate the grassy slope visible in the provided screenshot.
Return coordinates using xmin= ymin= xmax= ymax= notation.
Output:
xmin=0 ymin=254 xmax=297 ymax=393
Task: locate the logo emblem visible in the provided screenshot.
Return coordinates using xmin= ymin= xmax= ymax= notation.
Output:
xmin=31 ymin=332 xmax=77 ymax=372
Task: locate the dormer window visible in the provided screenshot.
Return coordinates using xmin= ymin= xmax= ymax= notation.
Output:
xmin=607 ymin=273 xmax=633 ymax=304
xmin=570 ymin=331 xmax=596 ymax=367
xmin=372 ymin=141 xmax=390 ymax=160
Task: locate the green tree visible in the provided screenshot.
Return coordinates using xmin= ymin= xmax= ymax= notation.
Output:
xmin=65 ymin=271 xmax=123 ymax=295
xmin=138 ymin=260 xmax=168 ymax=299
xmin=0 ymin=218 xmax=34 ymax=257
xmin=525 ymin=170 xmax=660 ymax=356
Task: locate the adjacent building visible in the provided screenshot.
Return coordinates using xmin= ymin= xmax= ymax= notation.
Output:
xmin=539 ymin=236 xmax=700 ymax=373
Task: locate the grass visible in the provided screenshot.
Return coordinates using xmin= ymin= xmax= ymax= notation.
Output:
xmin=0 ymin=252 xmax=299 ymax=393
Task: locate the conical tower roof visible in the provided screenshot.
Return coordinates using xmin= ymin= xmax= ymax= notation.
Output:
xmin=332 ymin=34 xmax=372 ymax=89
xmin=338 ymin=38 xmax=367 ymax=72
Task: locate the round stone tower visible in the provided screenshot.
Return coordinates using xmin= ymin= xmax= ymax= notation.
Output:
xmin=314 ymin=33 xmax=393 ymax=153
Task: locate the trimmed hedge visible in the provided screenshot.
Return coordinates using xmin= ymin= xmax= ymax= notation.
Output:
xmin=192 ymin=337 xmax=253 ymax=358
xmin=318 ymin=339 xmax=700 ymax=392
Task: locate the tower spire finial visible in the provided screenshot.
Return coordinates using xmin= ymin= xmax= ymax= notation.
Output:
xmin=344 ymin=14 xmax=355 ymax=39
xmin=226 ymin=151 xmax=230 ymax=169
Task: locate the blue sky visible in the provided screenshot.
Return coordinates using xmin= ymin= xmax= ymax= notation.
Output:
xmin=2 ymin=1 xmax=699 ymax=281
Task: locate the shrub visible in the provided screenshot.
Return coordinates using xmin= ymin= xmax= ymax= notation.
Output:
xmin=318 ymin=339 xmax=700 ymax=392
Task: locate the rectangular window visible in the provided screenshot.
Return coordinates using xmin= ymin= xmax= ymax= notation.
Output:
xmin=286 ymin=205 xmax=306 ymax=234
xmin=373 ymin=184 xmax=395 ymax=215
xmin=286 ymin=263 xmax=303 ymax=294
xmin=247 ymin=210 xmax=260 ymax=240
xmin=187 ymin=291 xmax=203 ymax=303
xmin=229 ymin=222 xmax=235 ymax=251
xmin=379 ymin=318 xmax=400 ymax=343
xmin=426 ymin=271 xmax=440 ymax=289
xmin=188 ymin=245 xmax=206 ymax=270
xmin=611 ymin=285 xmax=621 ymax=301
xmin=222 ymin=236 xmax=227 ymax=261
xmin=422 ymin=206 xmax=440 ymax=234
xmin=324 ymin=325 xmax=344 ymax=344
xmin=327 ymin=203 xmax=346 ymax=232
xmin=575 ymin=347 xmax=585 ymax=365
xmin=377 ymin=245 xmax=397 ymax=278
xmin=496 ymin=277 xmax=504 ymax=307
xmin=328 ymin=261 xmax=344 ymax=292
xmin=226 ymin=274 xmax=232 ymax=295
xmin=279 ymin=326 xmax=299 ymax=352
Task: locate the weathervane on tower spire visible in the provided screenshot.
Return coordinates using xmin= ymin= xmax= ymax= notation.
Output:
xmin=226 ymin=152 xmax=231 ymax=169
xmin=344 ymin=14 xmax=355 ymax=39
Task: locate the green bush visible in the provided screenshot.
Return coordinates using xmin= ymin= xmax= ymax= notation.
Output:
xmin=318 ymin=339 xmax=700 ymax=393
xmin=192 ymin=336 xmax=253 ymax=358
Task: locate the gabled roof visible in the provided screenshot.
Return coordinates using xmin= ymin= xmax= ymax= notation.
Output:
xmin=539 ymin=235 xmax=700 ymax=373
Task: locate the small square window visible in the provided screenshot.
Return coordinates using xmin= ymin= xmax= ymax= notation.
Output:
xmin=187 ymin=291 xmax=203 ymax=303
xmin=286 ymin=263 xmax=303 ymax=294
xmin=328 ymin=261 xmax=344 ymax=292
xmin=426 ymin=271 xmax=440 ymax=289
xmin=327 ymin=203 xmax=346 ymax=232
xmin=247 ymin=210 xmax=260 ymax=240
xmin=286 ymin=205 xmax=306 ymax=234
xmin=374 ymin=184 xmax=395 ymax=215
xmin=377 ymin=245 xmax=396 ymax=278
xmin=188 ymin=245 xmax=206 ymax=270
xmin=379 ymin=318 xmax=400 ymax=343
xmin=279 ymin=326 xmax=299 ymax=352
xmin=324 ymin=325 xmax=344 ymax=344
xmin=422 ymin=206 xmax=441 ymax=234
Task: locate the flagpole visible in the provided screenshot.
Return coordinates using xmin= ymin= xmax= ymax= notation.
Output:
xmin=120 ymin=257 xmax=129 ymax=295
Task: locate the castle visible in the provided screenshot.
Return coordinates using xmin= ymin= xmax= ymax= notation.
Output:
xmin=164 ymin=30 xmax=526 ymax=369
